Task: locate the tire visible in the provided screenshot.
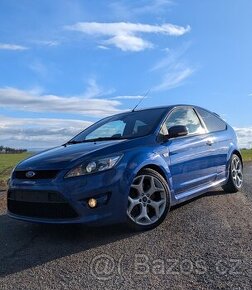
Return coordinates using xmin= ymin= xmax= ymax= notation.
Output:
xmin=222 ymin=154 xmax=243 ymax=193
xmin=126 ymin=168 xmax=170 ymax=231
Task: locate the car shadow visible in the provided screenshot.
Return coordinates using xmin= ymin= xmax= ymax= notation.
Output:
xmin=0 ymin=214 xmax=138 ymax=277
xmin=0 ymin=189 xmax=234 ymax=277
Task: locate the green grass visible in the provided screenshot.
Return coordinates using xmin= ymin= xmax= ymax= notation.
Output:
xmin=0 ymin=153 xmax=31 ymax=186
xmin=241 ymin=149 xmax=252 ymax=162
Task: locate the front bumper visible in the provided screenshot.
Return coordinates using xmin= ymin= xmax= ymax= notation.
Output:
xmin=7 ymin=166 xmax=130 ymax=225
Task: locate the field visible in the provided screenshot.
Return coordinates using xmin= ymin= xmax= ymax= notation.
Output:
xmin=0 ymin=149 xmax=252 ymax=188
xmin=241 ymin=149 xmax=252 ymax=161
xmin=0 ymin=153 xmax=31 ymax=187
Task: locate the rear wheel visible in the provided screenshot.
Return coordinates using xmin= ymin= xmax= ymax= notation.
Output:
xmin=222 ymin=154 xmax=243 ymax=193
xmin=127 ymin=168 xmax=170 ymax=231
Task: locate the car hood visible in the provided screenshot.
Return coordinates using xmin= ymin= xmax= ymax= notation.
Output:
xmin=16 ymin=139 xmax=127 ymax=170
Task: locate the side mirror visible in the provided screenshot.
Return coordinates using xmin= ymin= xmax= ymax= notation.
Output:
xmin=168 ymin=125 xmax=189 ymax=138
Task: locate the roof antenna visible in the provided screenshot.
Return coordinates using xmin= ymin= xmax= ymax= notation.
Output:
xmin=132 ymin=88 xmax=151 ymax=112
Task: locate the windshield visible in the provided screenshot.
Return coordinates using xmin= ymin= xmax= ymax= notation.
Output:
xmin=69 ymin=108 xmax=167 ymax=143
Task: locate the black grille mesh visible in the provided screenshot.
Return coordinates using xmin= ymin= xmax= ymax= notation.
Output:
xmin=8 ymin=200 xmax=78 ymax=219
xmin=8 ymin=189 xmax=65 ymax=203
xmin=7 ymin=190 xmax=78 ymax=219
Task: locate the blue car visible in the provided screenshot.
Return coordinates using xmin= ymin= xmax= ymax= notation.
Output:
xmin=7 ymin=105 xmax=243 ymax=230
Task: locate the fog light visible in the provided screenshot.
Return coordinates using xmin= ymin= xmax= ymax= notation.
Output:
xmin=88 ymin=198 xmax=97 ymax=208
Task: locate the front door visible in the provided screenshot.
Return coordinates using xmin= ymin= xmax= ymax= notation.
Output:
xmin=162 ymin=107 xmax=217 ymax=195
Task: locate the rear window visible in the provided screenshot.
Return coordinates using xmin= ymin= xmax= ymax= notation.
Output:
xmin=196 ymin=108 xmax=227 ymax=132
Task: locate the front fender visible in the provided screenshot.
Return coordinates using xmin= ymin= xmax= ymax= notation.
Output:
xmin=123 ymin=150 xmax=175 ymax=205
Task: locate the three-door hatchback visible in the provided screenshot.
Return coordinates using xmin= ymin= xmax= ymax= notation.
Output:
xmin=7 ymin=105 xmax=243 ymax=230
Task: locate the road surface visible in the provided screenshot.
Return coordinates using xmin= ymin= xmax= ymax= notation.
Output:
xmin=0 ymin=163 xmax=251 ymax=289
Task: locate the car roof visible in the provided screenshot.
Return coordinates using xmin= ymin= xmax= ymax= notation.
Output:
xmin=133 ymin=104 xmax=219 ymax=116
xmin=133 ymin=104 xmax=193 ymax=112
xmin=108 ymin=104 xmax=220 ymax=120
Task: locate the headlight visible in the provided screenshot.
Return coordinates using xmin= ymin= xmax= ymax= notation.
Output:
xmin=65 ymin=155 xmax=122 ymax=178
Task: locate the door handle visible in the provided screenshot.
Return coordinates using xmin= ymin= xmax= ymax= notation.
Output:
xmin=206 ymin=139 xmax=214 ymax=146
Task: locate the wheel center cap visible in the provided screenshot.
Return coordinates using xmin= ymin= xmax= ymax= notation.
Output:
xmin=142 ymin=196 xmax=148 ymax=202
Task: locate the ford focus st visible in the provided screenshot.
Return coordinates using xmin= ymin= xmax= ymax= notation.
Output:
xmin=7 ymin=105 xmax=243 ymax=230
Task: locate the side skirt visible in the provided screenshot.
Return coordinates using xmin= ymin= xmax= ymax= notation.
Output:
xmin=173 ymin=177 xmax=228 ymax=205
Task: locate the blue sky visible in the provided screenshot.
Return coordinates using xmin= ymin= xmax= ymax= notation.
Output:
xmin=0 ymin=0 xmax=252 ymax=149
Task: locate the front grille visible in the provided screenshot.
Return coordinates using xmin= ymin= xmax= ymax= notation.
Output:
xmin=14 ymin=170 xmax=59 ymax=180
xmin=7 ymin=190 xmax=78 ymax=219
xmin=8 ymin=200 xmax=78 ymax=219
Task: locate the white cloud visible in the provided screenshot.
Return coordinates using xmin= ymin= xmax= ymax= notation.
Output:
xmin=66 ymin=22 xmax=190 ymax=36
xmin=110 ymin=0 xmax=174 ymax=19
xmin=65 ymin=22 xmax=190 ymax=51
xmin=248 ymin=93 xmax=252 ymax=96
xmin=0 ymin=115 xmax=92 ymax=149
xmin=0 ymin=82 xmax=123 ymax=117
xmin=97 ymin=45 xmax=110 ymax=50
xmin=32 ymin=40 xmax=60 ymax=47
xmin=112 ymin=95 xmax=144 ymax=100
xmin=151 ymin=43 xmax=191 ymax=71
xmin=153 ymin=65 xmax=194 ymax=91
xmin=234 ymin=127 xmax=252 ymax=149
xmin=135 ymin=0 xmax=174 ymax=14
xmin=29 ymin=60 xmax=48 ymax=77
xmin=0 ymin=43 xmax=28 ymax=50
xmin=152 ymin=45 xmax=195 ymax=91
xmin=104 ymin=34 xmax=152 ymax=52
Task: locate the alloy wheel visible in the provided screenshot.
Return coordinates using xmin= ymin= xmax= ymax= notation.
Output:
xmin=231 ymin=156 xmax=243 ymax=188
xmin=127 ymin=174 xmax=167 ymax=226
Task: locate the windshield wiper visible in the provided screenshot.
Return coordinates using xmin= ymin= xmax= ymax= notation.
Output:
xmin=82 ymin=137 xmax=126 ymax=142
xmin=62 ymin=140 xmax=82 ymax=146
xmin=63 ymin=136 xmax=126 ymax=146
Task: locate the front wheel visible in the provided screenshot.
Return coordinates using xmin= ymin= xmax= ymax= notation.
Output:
xmin=222 ymin=154 xmax=243 ymax=193
xmin=127 ymin=168 xmax=170 ymax=231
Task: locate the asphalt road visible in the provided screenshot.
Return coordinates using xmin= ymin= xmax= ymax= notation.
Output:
xmin=0 ymin=164 xmax=251 ymax=289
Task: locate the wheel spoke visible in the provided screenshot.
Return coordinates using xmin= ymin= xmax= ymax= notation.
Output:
xmin=233 ymin=175 xmax=237 ymax=183
xmin=234 ymin=159 xmax=238 ymax=170
xmin=128 ymin=196 xmax=140 ymax=214
xmin=136 ymin=204 xmax=151 ymax=223
xmin=149 ymin=199 xmax=165 ymax=218
xmin=237 ymin=172 xmax=243 ymax=181
xmin=131 ymin=176 xmax=144 ymax=194
xmin=147 ymin=176 xmax=165 ymax=196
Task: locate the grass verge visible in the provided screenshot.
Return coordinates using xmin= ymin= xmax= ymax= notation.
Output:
xmin=241 ymin=149 xmax=252 ymax=162
xmin=0 ymin=153 xmax=31 ymax=187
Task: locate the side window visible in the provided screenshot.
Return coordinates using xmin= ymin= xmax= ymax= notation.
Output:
xmin=85 ymin=120 xmax=126 ymax=140
xmin=196 ymin=108 xmax=227 ymax=132
xmin=164 ymin=107 xmax=205 ymax=135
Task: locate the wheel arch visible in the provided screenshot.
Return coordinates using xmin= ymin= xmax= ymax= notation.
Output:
xmin=136 ymin=163 xmax=174 ymax=199
xmin=225 ymin=149 xmax=243 ymax=179
xmin=232 ymin=150 xmax=243 ymax=166
xmin=138 ymin=164 xmax=168 ymax=182
xmin=125 ymin=152 xmax=175 ymax=204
